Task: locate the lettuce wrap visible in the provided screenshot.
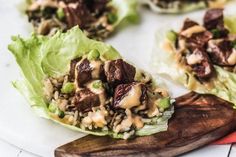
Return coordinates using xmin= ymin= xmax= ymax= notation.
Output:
xmin=25 ymin=0 xmax=139 ymax=40
xmin=8 ymin=27 xmax=173 ymax=139
xmin=152 ymin=9 xmax=236 ymax=107
xmin=140 ymin=0 xmax=229 ymax=14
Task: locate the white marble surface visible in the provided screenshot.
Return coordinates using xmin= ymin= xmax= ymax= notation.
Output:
xmin=0 ymin=0 xmax=236 ymax=157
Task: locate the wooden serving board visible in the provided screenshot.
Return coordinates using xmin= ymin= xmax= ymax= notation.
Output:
xmin=55 ymin=92 xmax=236 ymax=157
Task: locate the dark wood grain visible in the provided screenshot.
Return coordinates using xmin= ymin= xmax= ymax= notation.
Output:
xmin=55 ymin=92 xmax=236 ymax=157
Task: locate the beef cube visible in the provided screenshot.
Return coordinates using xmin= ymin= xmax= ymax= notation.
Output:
xmin=74 ymin=89 xmax=100 ymax=113
xmin=207 ymin=39 xmax=236 ymax=66
xmin=179 ymin=19 xmax=213 ymax=50
xmin=204 ymin=9 xmax=229 ymax=38
xmin=74 ymin=58 xmax=104 ymax=87
xmin=104 ymin=59 xmax=136 ymax=86
xmin=181 ymin=18 xmax=199 ymax=31
xmin=204 ymin=9 xmax=224 ymax=30
xmin=76 ymin=58 xmax=92 ymax=87
xmin=186 ymin=31 xmax=213 ymax=51
xmin=113 ymin=83 xmax=148 ymax=109
xmin=69 ymin=58 xmax=81 ymax=81
xmin=186 ymin=48 xmax=215 ymax=80
xmin=85 ymin=0 xmax=109 ymax=13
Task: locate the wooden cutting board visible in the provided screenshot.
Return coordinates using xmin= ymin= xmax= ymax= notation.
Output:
xmin=55 ymin=92 xmax=236 ymax=157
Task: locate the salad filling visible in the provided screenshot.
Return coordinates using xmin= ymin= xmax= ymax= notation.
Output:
xmin=26 ymin=0 xmax=138 ymax=40
xmin=44 ymin=57 xmax=172 ymax=139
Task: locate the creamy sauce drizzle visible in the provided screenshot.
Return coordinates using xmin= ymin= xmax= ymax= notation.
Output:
xmin=114 ymin=109 xmax=143 ymax=133
xmin=227 ymin=49 xmax=236 ymax=65
xmin=181 ymin=25 xmax=206 ymax=38
xmin=86 ymin=81 xmax=106 ymax=106
xmin=186 ymin=53 xmax=203 ymax=65
xmin=119 ymin=84 xmax=142 ymax=109
xmin=208 ymin=0 xmax=226 ymax=8
xmin=90 ymin=60 xmax=102 ymax=78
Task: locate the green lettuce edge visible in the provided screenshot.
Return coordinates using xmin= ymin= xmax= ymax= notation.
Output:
xmin=141 ymin=0 xmax=229 ymax=14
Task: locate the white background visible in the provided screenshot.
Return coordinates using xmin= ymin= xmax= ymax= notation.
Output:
xmin=0 ymin=0 xmax=236 ymax=156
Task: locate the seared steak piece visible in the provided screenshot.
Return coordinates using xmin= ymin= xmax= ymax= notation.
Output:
xmin=76 ymin=58 xmax=92 ymax=87
xmin=179 ymin=19 xmax=213 ymax=51
xmin=186 ymin=48 xmax=215 ymax=80
xmin=75 ymin=58 xmax=104 ymax=87
xmin=104 ymin=59 xmax=136 ymax=86
xmin=204 ymin=9 xmax=229 ymax=38
xmin=85 ymin=0 xmax=110 ymax=13
xmin=74 ymin=88 xmax=100 ymax=113
xmin=69 ymin=58 xmax=81 ymax=81
xmin=113 ymin=83 xmax=148 ymax=109
xmin=181 ymin=19 xmax=199 ymax=31
xmin=208 ymin=39 xmax=236 ymax=66
xmin=186 ymin=31 xmax=213 ymax=51
xmin=64 ymin=2 xmax=93 ymax=29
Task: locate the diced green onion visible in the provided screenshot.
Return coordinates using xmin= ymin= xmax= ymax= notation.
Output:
xmin=57 ymin=8 xmax=65 ymax=20
xmin=88 ymin=49 xmax=100 ymax=60
xmin=232 ymin=40 xmax=236 ymax=49
xmin=49 ymin=103 xmax=65 ymax=118
xmin=61 ymin=82 xmax=75 ymax=94
xmin=211 ymin=29 xmax=221 ymax=38
xmin=157 ymin=97 xmax=171 ymax=110
xmin=92 ymin=80 xmax=103 ymax=89
xmin=166 ymin=30 xmax=177 ymax=43
xmin=48 ymin=103 xmax=57 ymax=113
xmin=57 ymin=110 xmax=65 ymax=118
xmin=107 ymin=13 xmax=118 ymax=24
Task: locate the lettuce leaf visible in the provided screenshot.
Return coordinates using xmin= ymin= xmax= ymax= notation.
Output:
xmin=140 ymin=0 xmax=206 ymax=13
xmin=151 ymin=16 xmax=236 ymax=107
xmin=225 ymin=15 xmax=236 ymax=34
xmin=111 ymin=0 xmax=139 ymax=25
xmin=8 ymin=27 xmax=173 ymax=138
xmin=140 ymin=0 xmax=228 ymax=14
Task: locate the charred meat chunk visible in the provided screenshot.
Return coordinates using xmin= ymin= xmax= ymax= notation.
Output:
xmin=104 ymin=59 xmax=136 ymax=86
xmin=62 ymin=0 xmax=110 ymax=28
xmin=74 ymin=88 xmax=100 ymax=113
xmin=207 ymin=39 xmax=236 ymax=66
xmin=75 ymin=58 xmax=92 ymax=86
xmin=181 ymin=18 xmax=199 ymax=31
xmin=186 ymin=48 xmax=215 ymax=80
xmin=69 ymin=58 xmax=81 ymax=81
xmin=179 ymin=19 xmax=213 ymax=50
xmin=63 ymin=1 xmax=94 ymax=29
xmin=113 ymin=83 xmax=148 ymax=109
xmin=75 ymin=58 xmax=104 ymax=87
xmin=185 ymin=31 xmax=213 ymax=51
xmin=203 ymin=9 xmax=229 ymax=38
xmin=85 ymin=0 xmax=110 ymax=13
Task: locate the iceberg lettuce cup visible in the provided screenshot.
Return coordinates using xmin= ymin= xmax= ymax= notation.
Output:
xmin=152 ymin=9 xmax=236 ymax=107
xmin=8 ymin=27 xmax=173 ymax=139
